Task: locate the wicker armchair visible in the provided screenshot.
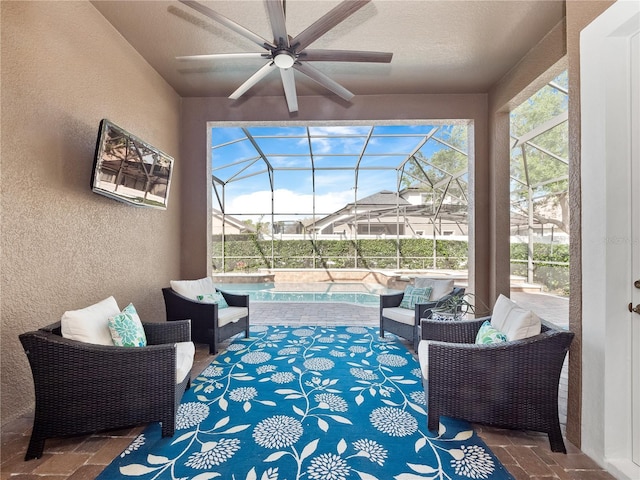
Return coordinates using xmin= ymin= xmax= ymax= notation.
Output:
xmin=19 ymin=320 xmax=193 ymax=460
xmin=380 ymin=286 xmax=465 ymax=351
xmin=419 ymin=317 xmax=573 ymax=453
xmin=163 ymin=287 xmax=249 ymax=355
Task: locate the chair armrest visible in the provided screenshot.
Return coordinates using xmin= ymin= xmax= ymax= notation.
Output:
xmin=380 ymin=292 xmax=404 ymax=309
xmin=39 ymin=322 xmax=63 ymax=335
xmin=421 ymin=317 xmax=488 ymax=343
xmin=218 ymin=290 xmax=249 ymax=308
xmin=143 ymin=320 xmax=191 ymax=345
xmin=415 ymin=300 xmax=438 ymax=320
xmin=451 ymin=286 xmax=466 ymax=297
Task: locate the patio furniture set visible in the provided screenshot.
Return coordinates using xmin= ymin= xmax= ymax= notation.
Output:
xmin=18 ymin=276 xmax=572 ymax=460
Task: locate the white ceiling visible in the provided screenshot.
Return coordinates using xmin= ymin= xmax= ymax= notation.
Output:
xmin=92 ymin=0 xmax=565 ymax=99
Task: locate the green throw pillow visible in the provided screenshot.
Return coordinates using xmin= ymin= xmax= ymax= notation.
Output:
xmin=475 ymin=320 xmax=508 ymax=344
xmin=108 ymin=303 xmax=147 ymax=347
xmin=197 ymin=292 xmax=229 ymax=309
xmin=399 ymin=286 xmax=432 ymax=309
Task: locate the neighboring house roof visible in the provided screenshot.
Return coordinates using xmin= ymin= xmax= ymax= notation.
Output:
xmin=307 ymin=191 xmax=409 ymax=231
xmin=353 ymin=190 xmax=411 ymax=207
xmin=306 ymin=190 xmax=467 ymax=232
xmin=212 ymin=209 xmax=255 ymax=233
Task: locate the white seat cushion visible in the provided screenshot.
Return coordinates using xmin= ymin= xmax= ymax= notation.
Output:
xmin=413 ymin=278 xmax=454 ymax=301
xmin=490 ymin=294 xmax=541 ymax=341
xmin=61 ymin=296 xmax=120 ymax=346
xmin=176 ymin=341 xmax=195 ymax=384
xmin=417 ymin=340 xmax=430 ymax=379
xmin=382 ymin=307 xmax=415 ymax=325
xmin=218 ymin=306 xmax=248 ymax=327
xmin=170 ymin=277 xmax=216 ymax=301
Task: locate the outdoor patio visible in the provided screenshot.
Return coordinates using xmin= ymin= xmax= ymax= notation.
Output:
xmin=0 ymin=291 xmax=614 ymax=479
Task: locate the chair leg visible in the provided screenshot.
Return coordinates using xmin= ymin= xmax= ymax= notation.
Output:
xmin=210 ymin=328 xmax=218 ymax=355
xmin=548 ymin=424 xmax=567 ymax=453
xmin=161 ymin=418 xmax=175 ymax=438
xmin=427 ymin=411 xmax=440 ymax=432
xmin=24 ymin=434 xmax=45 ymax=460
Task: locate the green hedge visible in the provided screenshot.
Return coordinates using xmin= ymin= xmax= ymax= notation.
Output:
xmin=214 ymin=238 xmax=569 ymax=269
xmin=213 ymin=237 xmax=470 ymax=271
xmin=212 ymin=237 xmax=570 ymax=294
xmin=510 ymin=242 xmax=569 ymax=263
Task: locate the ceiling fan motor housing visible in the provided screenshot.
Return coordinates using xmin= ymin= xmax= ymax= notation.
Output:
xmin=273 ymin=50 xmax=296 ymax=69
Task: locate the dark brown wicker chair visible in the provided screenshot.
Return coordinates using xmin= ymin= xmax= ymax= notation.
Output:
xmin=19 ymin=320 xmax=192 ymax=460
xmin=419 ymin=317 xmax=573 ymax=453
xmin=380 ymin=286 xmax=465 ymax=351
xmin=162 ymin=287 xmax=249 ymax=355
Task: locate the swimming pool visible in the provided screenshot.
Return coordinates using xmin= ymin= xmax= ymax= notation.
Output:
xmin=215 ymin=282 xmax=402 ymax=306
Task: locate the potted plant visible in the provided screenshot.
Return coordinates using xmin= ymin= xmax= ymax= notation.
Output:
xmin=430 ymin=293 xmax=477 ymax=321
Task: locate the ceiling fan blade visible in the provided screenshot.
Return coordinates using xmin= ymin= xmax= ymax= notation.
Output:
xmin=293 ymin=62 xmax=354 ymax=101
xmin=229 ymin=62 xmax=277 ymax=100
xmin=176 ymin=52 xmax=267 ymax=62
xmin=280 ymin=68 xmax=298 ymax=112
xmin=265 ymin=0 xmax=289 ymax=47
xmin=290 ymin=0 xmax=370 ymax=52
xmin=301 ymin=49 xmax=392 ymax=63
xmin=179 ymin=0 xmax=275 ymax=50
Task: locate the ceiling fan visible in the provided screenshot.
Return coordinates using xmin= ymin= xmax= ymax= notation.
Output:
xmin=176 ymin=0 xmax=393 ymax=113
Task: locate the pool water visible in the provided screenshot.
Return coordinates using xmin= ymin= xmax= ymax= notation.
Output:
xmin=215 ymin=282 xmax=402 ymax=306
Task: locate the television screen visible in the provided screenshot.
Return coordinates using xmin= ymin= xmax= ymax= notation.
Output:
xmin=91 ymin=119 xmax=174 ymax=209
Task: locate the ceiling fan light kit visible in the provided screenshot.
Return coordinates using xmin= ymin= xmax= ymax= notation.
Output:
xmin=177 ymin=0 xmax=392 ymax=113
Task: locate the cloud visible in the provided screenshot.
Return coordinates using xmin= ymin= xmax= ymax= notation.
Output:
xmin=226 ymin=188 xmax=354 ymax=221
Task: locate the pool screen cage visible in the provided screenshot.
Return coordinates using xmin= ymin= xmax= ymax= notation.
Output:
xmin=211 ymin=76 xmax=568 ymax=276
xmin=210 ymin=123 xmax=474 ymax=272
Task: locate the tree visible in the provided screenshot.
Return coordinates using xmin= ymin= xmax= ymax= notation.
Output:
xmin=400 ymin=125 xmax=469 ymax=210
xmin=510 ymin=71 xmax=569 ymax=233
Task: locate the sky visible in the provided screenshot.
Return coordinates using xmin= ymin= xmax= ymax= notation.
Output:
xmin=210 ymin=124 xmax=465 ymax=222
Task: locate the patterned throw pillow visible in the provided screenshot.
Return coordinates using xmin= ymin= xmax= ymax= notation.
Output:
xmin=108 ymin=303 xmax=147 ymax=347
xmin=399 ymin=286 xmax=432 ymax=309
xmin=475 ymin=320 xmax=508 ymax=344
xmin=197 ymin=292 xmax=229 ymax=309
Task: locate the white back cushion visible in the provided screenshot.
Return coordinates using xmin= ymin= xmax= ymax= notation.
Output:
xmin=413 ymin=278 xmax=454 ymax=301
xmin=170 ymin=277 xmax=216 ymax=300
xmin=490 ymin=294 xmax=514 ymax=332
xmin=61 ymin=296 xmax=120 ymax=345
xmin=490 ymin=294 xmax=541 ymax=341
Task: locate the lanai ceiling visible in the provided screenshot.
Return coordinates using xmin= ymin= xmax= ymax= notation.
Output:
xmin=92 ymin=0 xmax=565 ymax=100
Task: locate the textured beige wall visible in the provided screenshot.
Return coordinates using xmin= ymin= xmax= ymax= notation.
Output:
xmin=180 ymin=94 xmax=491 ymax=309
xmin=1 ymin=2 xmax=182 ymax=424
xmin=564 ymin=0 xmax=616 ymax=448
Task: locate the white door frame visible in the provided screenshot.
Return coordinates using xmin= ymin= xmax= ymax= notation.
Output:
xmin=581 ymin=1 xmax=640 ymax=479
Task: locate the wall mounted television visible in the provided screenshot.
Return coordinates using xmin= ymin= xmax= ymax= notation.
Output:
xmin=91 ymin=119 xmax=174 ymax=209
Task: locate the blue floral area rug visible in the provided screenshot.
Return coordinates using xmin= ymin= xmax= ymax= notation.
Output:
xmin=99 ymin=326 xmax=514 ymax=480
